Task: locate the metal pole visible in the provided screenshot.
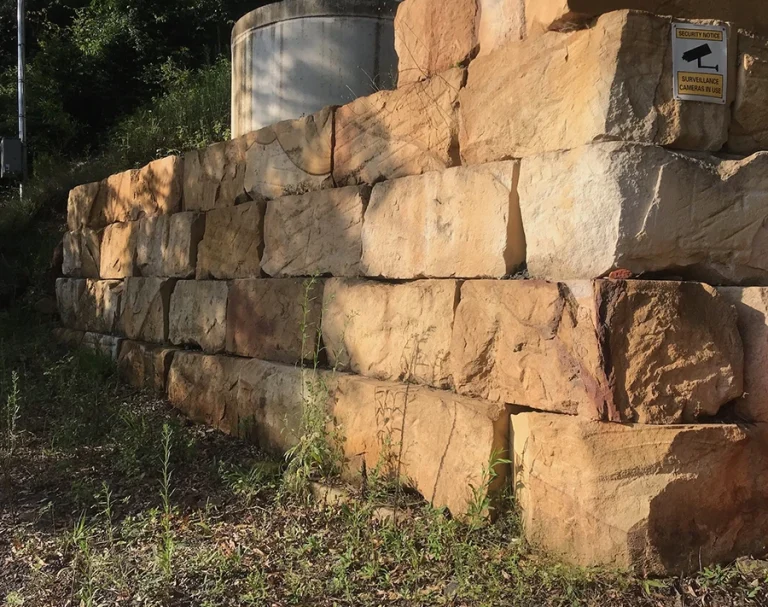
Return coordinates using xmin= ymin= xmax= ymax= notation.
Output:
xmin=17 ymin=0 xmax=26 ymax=194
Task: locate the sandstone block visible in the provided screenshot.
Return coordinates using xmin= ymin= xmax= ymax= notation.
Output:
xmin=333 ymin=68 xmax=464 ymax=186
xmin=56 ymin=278 xmax=123 ymax=334
xmin=718 ymin=287 xmax=768 ymax=423
xmin=117 ymin=340 xmax=176 ymax=392
xmin=136 ymin=213 xmax=205 ymax=278
xmin=52 ymin=327 xmax=85 ymax=348
xmin=459 ymin=12 xmax=732 ymax=164
xmin=476 ymin=0 xmax=525 ymax=55
xmin=331 ymin=374 xmax=510 ymax=517
xmin=394 ymin=0 xmax=477 ymax=86
xmin=183 ymin=134 xmax=254 ymax=211
xmin=261 ymin=187 xmax=367 ymax=277
xmin=452 ymin=280 xmax=743 ymax=423
xmin=169 ymin=281 xmax=228 ymax=353
xmin=62 ymin=230 xmax=101 ymax=278
xmin=196 ymin=201 xmax=265 ymax=279
xmin=519 ymin=142 xmax=768 ymax=285
xmin=512 ymin=413 xmax=768 ymax=574
xmin=226 ymin=278 xmax=323 ymax=363
xmin=90 ymin=169 xmax=138 ymax=228
xmin=361 ymin=162 xmax=522 ymax=278
xmin=728 ymin=33 xmax=768 ymax=155
xmin=133 ymin=155 xmax=183 ymax=218
xmin=120 ymin=278 xmax=174 ymax=343
xmin=100 ymin=221 xmax=138 ymax=279
xmin=67 ymin=182 xmax=100 ymax=232
xmin=82 ymin=332 xmax=123 ymax=360
xmin=322 ymin=279 xmax=457 ymax=388
xmin=244 ymin=107 xmax=333 ymax=201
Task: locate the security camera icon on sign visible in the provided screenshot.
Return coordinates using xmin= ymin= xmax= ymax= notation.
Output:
xmin=683 ymin=44 xmax=719 ymax=71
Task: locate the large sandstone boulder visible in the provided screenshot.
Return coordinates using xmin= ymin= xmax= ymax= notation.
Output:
xmin=226 ymin=278 xmax=324 ymax=363
xmin=196 ymin=201 xmax=265 ymax=279
xmin=67 ymin=182 xmax=100 ymax=232
xmin=62 ymin=230 xmax=101 ymax=278
xmin=476 ymin=0 xmax=526 ymax=55
xmin=459 ymin=12 xmax=732 ymax=164
xmin=244 ymin=107 xmax=333 ymax=201
xmin=169 ymin=280 xmax=228 ymax=353
xmin=90 ymin=169 xmax=137 ymax=228
xmin=120 ymin=278 xmax=174 ymax=343
xmin=100 ymin=221 xmax=138 ymax=279
xmin=331 ymin=373 xmax=510 ymax=517
xmin=117 ymin=340 xmax=176 ymax=392
xmin=361 ymin=162 xmax=523 ymax=278
xmin=133 ymin=155 xmax=183 ymax=219
xmin=52 ymin=327 xmax=85 ymax=348
xmin=261 ymin=187 xmax=367 ymax=277
xmin=519 ymin=142 xmax=768 ymax=285
xmin=82 ymin=332 xmax=123 ymax=361
xmin=333 ymin=68 xmax=464 ymax=186
xmin=183 ymin=134 xmax=254 ymax=211
xmin=452 ymin=280 xmax=743 ymax=423
xmin=56 ymin=278 xmax=123 ymax=334
xmin=322 ymin=279 xmax=457 ymax=388
xmin=512 ymin=413 xmax=768 ymax=574
xmin=136 ymin=213 xmax=205 ymax=278
xmin=718 ymin=287 xmax=768 ymax=423
xmin=728 ymin=33 xmax=768 ymax=155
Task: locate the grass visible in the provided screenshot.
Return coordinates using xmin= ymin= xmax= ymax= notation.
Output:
xmin=0 ymin=304 xmax=766 ymax=605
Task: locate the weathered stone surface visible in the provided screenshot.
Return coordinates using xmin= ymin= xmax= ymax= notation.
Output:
xmin=136 ymin=213 xmax=205 ymax=278
xmin=169 ymin=281 xmax=228 ymax=353
xmin=226 ymin=278 xmax=323 ymax=363
xmin=452 ymin=280 xmax=743 ymax=423
xmin=196 ymin=201 xmax=265 ymax=279
xmin=90 ymin=169 xmax=138 ymax=228
xmin=719 ymin=287 xmax=768 ymax=423
xmin=120 ymin=278 xmax=174 ymax=343
xmin=133 ymin=155 xmax=183 ymax=218
xmin=476 ymin=0 xmax=525 ymax=55
xmin=728 ymin=33 xmax=768 ymax=155
xmin=117 ymin=340 xmax=176 ymax=392
xmin=394 ymin=0 xmax=477 ymax=86
xmin=525 ymin=0 xmax=768 ymax=38
xmin=331 ymin=374 xmax=510 ymax=517
xmin=183 ymin=133 xmax=254 ymax=211
xmin=519 ymin=142 xmax=768 ymax=285
xmin=63 ymin=230 xmax=101 ymax=278
xmin=82 ymin=332 xmax=123 ymax=360
xmin=512 ymin=413 xmax=768 ymax=574
xmin=460 ymin=12 xmax=731 ymax=164
xmin=244 ymin=107 xmax=333 ymax=201
xmin=261 ymin=187 xmax=367 ymax=277
xmin=323 ymin=279 xmax=457 ymax=388
xmin=56 ymin=278 xmax=123 ymax=334
xmin=334 ymin=68 xmax=464 ymax=186
xmin=52 ymin=327 xmax=85 ymax=348
xmin=361 ymin=162 xmax=522 ymax=278
xmin=100 ymin=221 xmax=138 ymax=279
xmin=67 ymin=182 xmax=100 ymax=231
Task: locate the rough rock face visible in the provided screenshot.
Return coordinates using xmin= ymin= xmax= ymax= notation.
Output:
xmin=90 ymin=169 xmax=137 ymax=228
xmin=67 ymin=182 xmax=100 ymax=231
xmin=728 ymin=34 xmax=768 ymax=155
xmin=244 ymin=107 xmax=333 ymax=201
xmin=133 ymin=155 xmax=183 ymax=219
xmin=117 ymin=340 xmax=176 ymax=392
xmin=169 ymin=281 xmax=228 ymax=353
xmin=718 ymin=287 xmax=768 ymax=423
xmin=183 ymin=134 xmax=255 ymax=211
xmin=452 ymin=280 xmax=743 ymax=423
xmin=52 ymin=327 xmax=85 ymax=348
xmin=56 ymin=279 xmax=123 ymax=334
xmin=394 ymin=0 xmax=477 ymax=85
xmin=459 ymin=12 xmax=731 ymax=164
xmin=519 ymin=142 xmax=768 ymax=285
xmin=331 ymin=373 xmax=510 ymax=517
xmin=136 ymin=213 xmax=205 ymax=278
xmin=512 ymin=413 xmax=768 ymax=574
xmin=100 ymin=221 xmax=138 ymax=279
xmin=476 ymin=0 xmax=525 ymax=55
xmin=322 ymin=279 xmax=458 ymax=388
xmin=120 ymin=278 xmax=174 ymax=343
xmin=196 ymin=201 xmax=265 ymax=279
xmin=261 ymin=187 xmax=367 ymax=277
xmin=82 ymin=332 xmax=123 ymax=360
xmin=63 ymin=230 xmax=101 ymax=278
xmin=361 ymin=162 xmax=523 ymax=278
xmin=333 ymin=68 xmax=464 ymax=186
xmin=226 ymin=278 xmax=324 ymax=363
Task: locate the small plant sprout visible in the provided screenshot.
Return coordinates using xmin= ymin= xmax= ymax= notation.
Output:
xmin=466 ymin=449 xmax=512 ymax=531
xmin=158 ymin=423 xmax=175 ymax=578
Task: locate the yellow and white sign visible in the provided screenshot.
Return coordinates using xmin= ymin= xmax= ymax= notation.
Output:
xmin=672 ymin=23 xmax=728 ymax=104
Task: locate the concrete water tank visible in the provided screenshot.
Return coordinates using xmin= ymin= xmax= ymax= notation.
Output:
xmin=231 ymin=0 xmax=399 ymax=138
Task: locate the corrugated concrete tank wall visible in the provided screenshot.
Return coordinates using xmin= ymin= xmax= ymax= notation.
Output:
xmin=232 ymin=0 xmax=399 ymax=137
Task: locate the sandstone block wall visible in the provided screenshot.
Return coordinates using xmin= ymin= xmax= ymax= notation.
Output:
xmin=55 ymin=3 xmax=768 ymax=574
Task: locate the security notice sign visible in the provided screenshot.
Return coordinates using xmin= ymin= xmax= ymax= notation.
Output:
xmin=672 ymin=23 xmax=728 ymax=104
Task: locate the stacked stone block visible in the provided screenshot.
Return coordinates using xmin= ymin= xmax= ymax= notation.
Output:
xmin=54 ymin=3 xmax=768 ymax=574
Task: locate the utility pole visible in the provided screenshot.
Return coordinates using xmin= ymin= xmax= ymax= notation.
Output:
xmin=18 ymin=0 xmax=26 ymax=196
